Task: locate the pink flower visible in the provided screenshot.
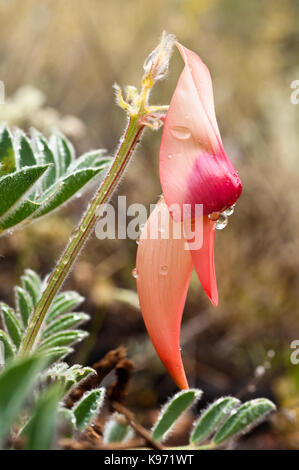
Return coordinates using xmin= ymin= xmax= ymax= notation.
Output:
xmin=160 ymin=43 xmax=242 ymax=219
xmin=136 ymin=43 xmax=242 ymax=389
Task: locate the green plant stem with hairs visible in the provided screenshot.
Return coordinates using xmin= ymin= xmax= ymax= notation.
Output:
xmin=19 ymin=116 xmax=144 ymax=354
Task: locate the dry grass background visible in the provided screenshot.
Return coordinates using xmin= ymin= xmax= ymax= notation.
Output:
xmin=1 ymin=0 xmax=299 ymax=448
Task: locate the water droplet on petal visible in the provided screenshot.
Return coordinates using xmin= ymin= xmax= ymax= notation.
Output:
xmin=215 ymin=213 xmax=228 ymax=230
xmin=208 ymin=211 xmax=220 ymax=221
xmin=170 ymin=126 xmax=191 ymax=140
xmin=224 ymin=204 xmax=235 ymax=217
xmin=131 ymin=268 xmax=138 ymax=279
xmin=167 ymin=154 xmax=173 ymax=159
xmin=160 ymin=265 xmax=168 ymax=276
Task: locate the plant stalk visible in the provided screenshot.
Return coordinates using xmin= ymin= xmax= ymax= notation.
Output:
xmin=20 ymin=116 xmax=144 ymax=354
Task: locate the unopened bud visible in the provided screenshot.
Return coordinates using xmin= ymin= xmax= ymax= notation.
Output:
xmin=143 ymin=31 xmax=176 ymax=83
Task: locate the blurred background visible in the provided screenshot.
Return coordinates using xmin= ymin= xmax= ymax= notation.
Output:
xmin=0 ymin=0 xmax=299 ymax=449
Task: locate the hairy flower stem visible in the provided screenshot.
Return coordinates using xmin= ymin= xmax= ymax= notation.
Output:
xmin=20 ymin=116 xmax=144 ymax=354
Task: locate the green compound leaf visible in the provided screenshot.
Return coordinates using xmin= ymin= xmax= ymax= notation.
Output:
xmin=0 ymin=303 xmax=23 ymax=349
xmin=213 ymin=398 xmax=276 ymax=445
xmin=46 ymin=291 xmax=85 ymax=324
xmin=0 ymin=127 xmax=110 ymax=236
xmin=42 ymin=312 xmax=89 ymax=339
xmin=190 ymin=396 xmax=240 ymax=445
xmin=0 ymin=355 xmax=46 ymax=443
xmin=152 ymin=389 xmax=202 ymax=443
xmin=0 ymin=126 xmax=16 ymax=176
xmin=72 ymin=388 xmax=105 ymax=431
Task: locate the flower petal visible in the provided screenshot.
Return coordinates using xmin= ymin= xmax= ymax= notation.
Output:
xmin=176 ymin=42 xmax=222 ymax=144
xmin=136 ymin=200 xmax=193 ymax=389
xmin=185 ymin=151 xmax=242 ymax=216
xmin=187 ymin=215 xmax=218 ymax=306
xmin=159 ymin=43 xmax=242 ymax=219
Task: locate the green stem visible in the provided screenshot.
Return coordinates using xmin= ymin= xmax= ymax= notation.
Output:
xmin=19 ymin=116 xmax=144 ymax=355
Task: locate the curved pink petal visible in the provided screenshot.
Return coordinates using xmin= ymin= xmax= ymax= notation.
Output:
xmin=136 ymin=200 xmax=193 ymax=389
xmin=159 ymin=43 xmax=242 ymax=219
xmin=176 ymin=42 xmax=222 ymax=145
xmin=187 ymin=216 xmax=218 ymax=306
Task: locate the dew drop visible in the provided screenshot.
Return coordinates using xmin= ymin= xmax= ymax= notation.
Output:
xmin=215 ymin=213 xmax=228 ymax=230
xmin=131 ymin=268 xmax=138 ymax=279
xmin=208 ymin=211 xmax=220 ymax=221
xmin=224 ymin=204 xmax=235 ymax=217
xmin=167 ymin=154 xmax=173 ymax=159
xmin=160 ymin=265 xmax=168 ymax=276
xmin=170 ymin=126 xmax=191 ymax=140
